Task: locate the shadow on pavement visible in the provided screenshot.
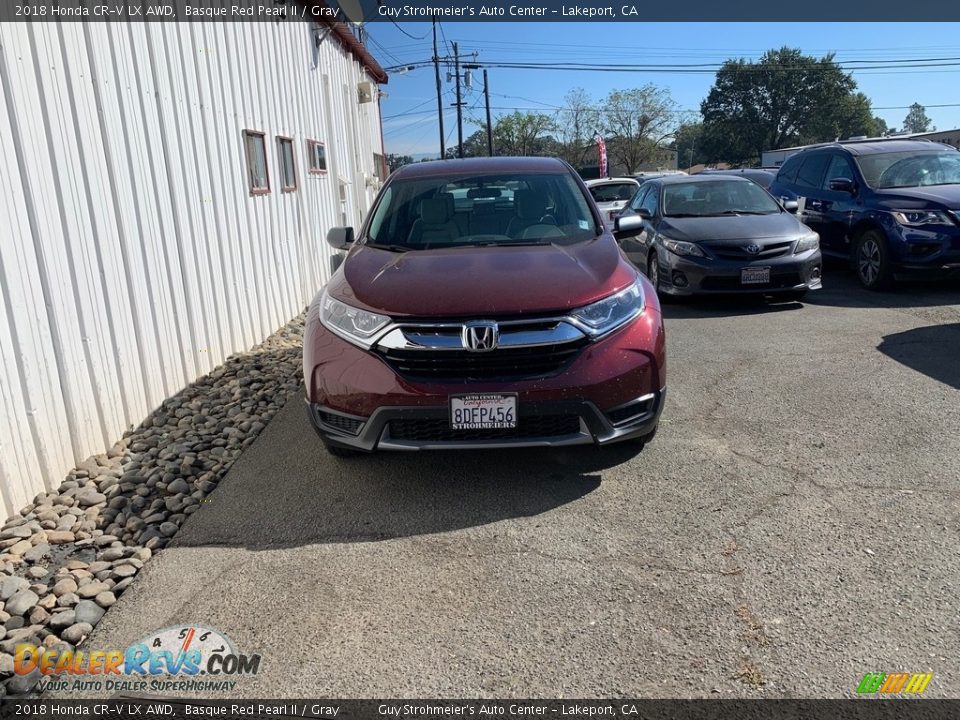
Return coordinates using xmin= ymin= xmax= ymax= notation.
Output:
xmin=660 ymin=295 xmax=805 ymax=320
xmin=171 ymin=397 xmax=645 ymax=549
xmin=878 ymin=322 xmax=960 ymax=390
xmin=806 ymin=265 xmax=960 ymax=309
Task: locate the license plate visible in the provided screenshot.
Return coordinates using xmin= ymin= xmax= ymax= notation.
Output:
xmin=741 ymin=267 xmax=771 ymax=284
xmin=450 ymin=394 xmax=517 ymax=430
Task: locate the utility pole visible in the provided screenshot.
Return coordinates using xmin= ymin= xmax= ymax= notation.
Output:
xmin=483 ymin=69 xmax=493 ymax=156
xmin=452 ymin=41 xmax=464 ymax=158
xmin=432 ymin=17 xmax=445 ymax=159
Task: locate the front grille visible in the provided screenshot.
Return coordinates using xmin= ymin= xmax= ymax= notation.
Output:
xmin=318 ymin=411 xmax=364 ymax=435
xmin=701 ymin=272 xmax=802 ymax=291
xmin=377 ymin=341 xmax=587 ymax=381
xmin=387 ymin=414 xmax=581 ymax=442
xmin=708 ymin=241 xmax=794 ymax=260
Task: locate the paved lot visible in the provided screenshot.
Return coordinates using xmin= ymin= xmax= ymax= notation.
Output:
xmin=76 ymin=270 xmax=960 ymax=698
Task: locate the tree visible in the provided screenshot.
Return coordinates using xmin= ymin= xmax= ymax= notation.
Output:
xmin=700 ymin=47 xmax=864 ymax=164
xmin=873 ymin=116 xmax=890 ymax=136
xmin=672 ymin=122 xmax=705 ymax=169
xmin=386 ymin=153 xmax=414 ymax=172
xmin=554 ymin=88 xmax=602 ymax=167
xmin=491 ymin=111 xmax=558 ymax=157
xmin=903 ymin=103 xmax=932 ymax=133
xmin=602 ymin=85 xmax=677 ymax=173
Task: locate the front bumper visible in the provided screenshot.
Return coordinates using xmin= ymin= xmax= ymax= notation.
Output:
xmin=656 ymin=247 xmax=823 ymax=296
xmin=306 ymin=389 xmax=665 ymax=451
xmin=303 ymin=295 xmax=667 ymax=452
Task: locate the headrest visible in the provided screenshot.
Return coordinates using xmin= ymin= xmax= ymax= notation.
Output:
xmin=514 ymin=189 xmax=547 ymax=220
xmin=439 ymin=192 xmax=455 ymax=214
xmin=468 ymin=187 xmax=501 ymax=199
xmin=420 ymin=197 xmax=450 ymax=224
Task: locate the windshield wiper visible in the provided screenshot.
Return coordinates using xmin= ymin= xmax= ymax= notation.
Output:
xmin=665 ymin=213 xmax=705 ymax=218
xmin=364 ymin=243 xmax=409 ymax=253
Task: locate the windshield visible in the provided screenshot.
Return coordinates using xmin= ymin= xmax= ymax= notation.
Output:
xmin=856 ymin=150 xmax=960 ymax=189
xmin=365 ymin=171 xmax=599 ymax=250
xmin=588 ymin=182 xmax=638 ymax=203
xmin=662 ymin=179 xmax=781 ymax=217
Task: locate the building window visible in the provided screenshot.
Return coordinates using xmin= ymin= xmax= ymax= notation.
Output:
xmin=306 ymin=140 xmax=327 ymax=174
xmin=277 ymin=136 xmax=297 ymax=192
xmin=243 ymin=130 xmax=270 ymax=195
xmin=373 ymin=152 xmax=386 ymax=180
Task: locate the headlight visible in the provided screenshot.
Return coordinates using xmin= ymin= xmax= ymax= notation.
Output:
xmin=892 ymin=210 xmax=954 ymax=226
xmin=319 ymin=290 xmax=390 ymax=347
xmin=660 ymin=236 xmax=707 ymax=258
xmin=568 ymin=280 xmax=645 ymax=338
xmin=794 ymin=233 xmax=820 ymax=254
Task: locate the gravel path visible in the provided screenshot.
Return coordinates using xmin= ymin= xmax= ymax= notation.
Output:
xmin=0 ymin=314 xmax=306 ymax=695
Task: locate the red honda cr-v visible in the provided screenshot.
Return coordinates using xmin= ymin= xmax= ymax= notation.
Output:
xmin=303 ymin=157 xmax=666 ymax=454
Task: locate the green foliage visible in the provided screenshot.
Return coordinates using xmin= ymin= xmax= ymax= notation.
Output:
xmin=700 ymin=47 xmax=880 ymax=164
xmin=902 ymin=103 xmax=932 ymax=133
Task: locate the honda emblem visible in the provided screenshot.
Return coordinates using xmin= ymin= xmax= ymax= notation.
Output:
xmin=462 ymin=321 xmax=499 ymax=352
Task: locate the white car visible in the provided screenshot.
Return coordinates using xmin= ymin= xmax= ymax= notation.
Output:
xmin=584 ymin=177 xmax=641 ymax=229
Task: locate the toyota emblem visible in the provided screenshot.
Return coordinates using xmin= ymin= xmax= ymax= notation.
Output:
xmin=462 ymin=321 xmax=499 ymax=352
xmin=745 ymin=243 xmax=761 ymax=255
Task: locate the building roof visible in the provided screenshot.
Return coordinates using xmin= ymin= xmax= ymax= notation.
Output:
xmin=307 ymin=8 xmax=388 ymax=84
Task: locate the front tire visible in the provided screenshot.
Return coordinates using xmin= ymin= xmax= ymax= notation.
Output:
xmin=855 ymin=230 xmax=894 ymax=291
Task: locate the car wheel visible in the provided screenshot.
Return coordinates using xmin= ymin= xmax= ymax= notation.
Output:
xmin=855 ymin=230 xmax=894 ymax=291
xmin=647 ymin=252 xmax=662 ymax=293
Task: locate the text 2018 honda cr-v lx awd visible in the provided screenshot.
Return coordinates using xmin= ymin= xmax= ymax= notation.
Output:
xmin=303 ymin=157 xmax=666 ymax=454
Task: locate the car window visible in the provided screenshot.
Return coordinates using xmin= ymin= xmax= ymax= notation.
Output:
xmin=822 ymin=155 xmax=856 ymax=188
xmin=663 ymin=179 xmax=781 ymax=217
xmin=629 ymin=186 xmax=650 ymax=211
xmin=364 ymin=171 xmax=599 ymax=249
xmin=795 ymin=154 xmax=830 ymax=189
xmin=639 ymin=186 xmax=659 ymax=215
xmin=589 ymin=182 xmax=638 ymax=203
xmin=776 ymin=155 xmax=803 ymax=183
xmin=857 ymin=150 xmax=960 ymax=189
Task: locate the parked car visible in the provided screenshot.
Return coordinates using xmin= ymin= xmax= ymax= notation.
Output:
xmin=614 ymin=175 xmax=822 ymax=299
xmin=768 ymin=139 xmax=960 ymax=289
xmin=584 ymin=177 xmax=641 ymax=229
xmin=700 ymin=168 xmax=778 ymax=190
xmin=304 ymin=157 xmax=665 ymax=455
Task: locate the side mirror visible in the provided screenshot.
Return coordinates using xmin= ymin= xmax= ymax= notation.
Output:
xmin=615 ymin=214 xmax=645 ymax=234
xmin=829 ymin=177 xmax=856 ymax=194
xmin=782 ymin=199 xmax=799 ymax=214
xmin=326 ymin=226 xmax=354 ymax=250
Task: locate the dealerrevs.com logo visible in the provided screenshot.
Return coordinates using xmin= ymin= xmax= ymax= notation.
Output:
xmin=856 ymin=672 xmax=933 ymax=695
xmin=14 ymin=625 xmax=261 ymax=694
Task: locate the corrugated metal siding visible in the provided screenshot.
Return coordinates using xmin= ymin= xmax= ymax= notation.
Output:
xmin=0 ymin=21 xmax=384 ymax=517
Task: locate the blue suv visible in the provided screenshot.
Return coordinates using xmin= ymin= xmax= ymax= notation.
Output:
xmin=768 ymin=139 xmax=960 ymax=289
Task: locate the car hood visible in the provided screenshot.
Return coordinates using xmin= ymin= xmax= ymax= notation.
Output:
xmin=873 ymin=184 xmax=960 ymax=210
xmin=660 ymin=212 xmax=805 ymax=243
xmin=329 ymin=237 xmax=637 ymax=318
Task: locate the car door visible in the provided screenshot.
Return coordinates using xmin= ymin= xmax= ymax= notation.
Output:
xmin=617 ymin=184 xmax=657 ymax=266
xmin=791 ymin=152 xmax=831 ymax=240
xmin=815 ymin=153 xmax=860 ymax=256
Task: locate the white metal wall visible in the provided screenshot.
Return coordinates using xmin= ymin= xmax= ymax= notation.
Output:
xmin=0 ymin=21 xmax=384 ymax=517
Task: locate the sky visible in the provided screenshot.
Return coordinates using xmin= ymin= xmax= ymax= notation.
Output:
xmin=362 ymin=22 xmax=960 ymax=159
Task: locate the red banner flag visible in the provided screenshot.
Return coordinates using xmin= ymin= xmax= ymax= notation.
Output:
xmin=595 ymin=133 xmax=608 ymax=178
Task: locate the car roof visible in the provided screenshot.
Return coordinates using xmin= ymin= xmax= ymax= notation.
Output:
xmin=796 ymin=139 xmax=959 ymax=157
xmin=393 ymin=156 xmax=570 ymax=179
xmin=703 ymin=168 xmax=775 ymax=176
xmin=654 ymin=174 xmax=755 ymax=185
xmin=584 ymin=177 xmax=640 ymax=186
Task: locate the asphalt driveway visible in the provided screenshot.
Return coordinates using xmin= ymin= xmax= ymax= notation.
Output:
xmin=73 ymin=272 xmax=960 ymax=698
